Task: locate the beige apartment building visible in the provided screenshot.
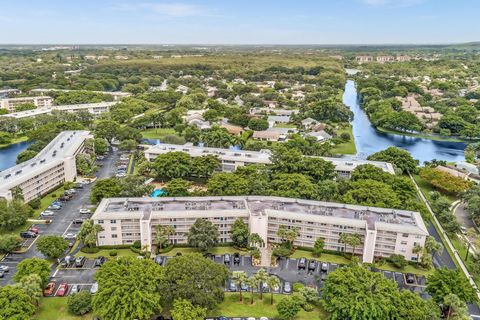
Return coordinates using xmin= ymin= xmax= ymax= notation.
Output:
xmin=0 ymin=131 xmax=91 ymax=203
xmin=0 ymin=96 xmax=53 ymax=112
xmin=92 ymin=196 xmax=428 ymax=263
xmin=143 ymin=143 xmax=395 ymax=178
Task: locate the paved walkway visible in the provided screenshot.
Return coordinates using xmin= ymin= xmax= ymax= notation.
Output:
xmin=259 ymin=246 xmax=272 ymax=267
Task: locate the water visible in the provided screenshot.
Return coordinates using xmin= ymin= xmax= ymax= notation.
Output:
xmin=0 ymin=140 xmax=32 ymax=171
xmin=150 ymin=189 xmax=166 ymax=197
xmin=344 ymin=80 xmax=466 ymax=164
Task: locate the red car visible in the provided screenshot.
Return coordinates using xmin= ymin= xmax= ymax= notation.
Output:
xmin=29 ymin=227 xmax=39 ymax=234
xmin=56 ymin=283 xmax=69 ymax=297
xmin=43 ymin=282 xmax=56 ymax=296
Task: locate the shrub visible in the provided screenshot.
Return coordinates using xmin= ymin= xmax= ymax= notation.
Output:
xmin=80 ymin=246 xmax=99 ymax=254
xmin=387 ymin=254 xmax=408 ymax=268
xmin=109 ymin=250 xmax=118 ymax=257
xmin=292 ymin=283 xmax=305 ymax=292
xmin=272 ymin=247 xmax=293 ymax=258
xmin=340 ymin=132 xmax=351 ymax=142
xmin=277 ymin=296 xmax=301 ymax=320
xmin=28 ymin=198 xmax=41 ymax=210
xmin=67 ymin=291 xmax=92 ymax=315
xmin=132 ymin=240 xmax=141 ymax=249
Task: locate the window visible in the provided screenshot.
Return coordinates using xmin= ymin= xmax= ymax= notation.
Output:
xmin=110 ymin=220 xmax=117 ymax=224
xmin=400 ymin=241 xmax=407 ymax=245
xmin=112 ymin=234 xmax=118 ymax=238
xmin=111 ymin=227 xmax=117 ymax=231
xmin=402 ymin=233 xmax=409 ymax=238
xmin=99 ymin=235 xmax=105 ymax=239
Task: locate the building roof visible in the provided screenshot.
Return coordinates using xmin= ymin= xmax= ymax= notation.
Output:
xmin=29 ymin=88 xmax=131 ymax=98
xmin=252 ymin=130 xmax=282 ymax=140
xmin=220 ymin=123 xmax=244 ymax=135
xmin=92 ymin=196 xmax=428 ymax=236
xmin=1 ymin=102 xmax=117 ymax=119
xmin=267 ymin=115 xmax=291 ymax=123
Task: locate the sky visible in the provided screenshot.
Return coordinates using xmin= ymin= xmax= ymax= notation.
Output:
xmin=0 ymin=0 xmax=478 ymax=44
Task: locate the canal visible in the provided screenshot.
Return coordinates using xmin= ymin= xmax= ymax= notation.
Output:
xmin=343 ymin=79 xmax=466 ymax=164
xmin=0 ymin=140 xmax=32 ymax=171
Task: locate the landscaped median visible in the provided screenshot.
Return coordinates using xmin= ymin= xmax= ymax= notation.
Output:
xmin=32 ymin=298 xmax=92 ymax=320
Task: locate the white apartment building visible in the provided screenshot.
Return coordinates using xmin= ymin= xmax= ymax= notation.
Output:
xmin=92 ymin=196 xmax=428 ymax=263
xmin=0 ymin=102 xmax=118 ymax=119
xmin=143 ymin=143 xmax=395 ymax=178
xmin=0 ymin=96 xmax=53 ymax=112
xmin=0 ymin=131 xmax=91 ymax=203
xmin=0 ymin=89 xmax=21 ymax=99
xmin=29 ymin=89 xmax=131 ymax=101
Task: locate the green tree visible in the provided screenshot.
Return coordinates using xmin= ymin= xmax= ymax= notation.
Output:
xmin=231 ymin=218 xmax=250 ymax=248
xmin=93 ymin=138 xmax=108 ymax=154
xmin=248 ymin=233 xmax=265 ymax=249
xmin=68 ymin=291 xmax=92 ymax=316
xmin=312 ymin=237 xmax=325 ymax=257
xmin=92 ymin=257 xmax=163 ymax=320
xmin=15 ymin=273 xmax=43 ymax=307
xmin=266 ymin=275 xmax=281 ymax=305
xmin=231 ymin=271 xmax=248 ymax=302
xmin=426 ymin=268 xmax=477 ymax=304
xmin=14 ymin=257 xmax=51 ymax=287
xmin=155 ymin=225 xmax=176 ymax=250
xmin=248 ymin=118 xmax=269 ymax=131
xmin=16 ymin=150 xmax=38 ymax=164
xmin=94 ymin=120 xmax=119 ymax=143
xmin=367 ymin=147 xmax=418 ymax=174
xmin=153 ymin=152 xmax=191 ymax=180
xmin=0 ymin=234 xmax=21 ymax=253
xmin=118 ymin=139 xmax=138 ymax=151
xmin=0 ymin=199 xmax=33 ymax=231
xmin=77 ymin=219 xmax=103 ymax=248
xmin=163 ymin=178 xmax=191 ymax=196
xmin=254 ymin=268 xmax=269 ymax=300
xmin=0 ymin=285 xmax=36 ymax=320
xmin=246 ymin=275 xmax=259 ymax=304
xmin=161 ymin=253 xmax=229 ymax=309
xmin=443 ymin=293 xmax=470 ymax=320
xmin=191 ymin=155 xmax=220 ymax=179
xmin=187 ymin=218 xmax=219 ymax=252
xmin=170 ymin=299 xmax=207 ymax=320
xmin=36 ymin=235 xmax=69 ymax=259
xmin=207 ymin=172 xmax=250 ymax=196
xmin=397 ymin=289 xmax=440 ymax=320
xmin=90 ymin=178 xmax=122 ymax=204
xmin=343 ymin=179 xmax=400 ymax=208
xmin=276 ymin=295 xmax=301 ymax=320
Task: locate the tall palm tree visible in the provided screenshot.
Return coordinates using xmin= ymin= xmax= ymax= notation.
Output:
xmin=254 ymin=268 xmax=268 ymax=300
xmin=339 ymin=233 xmax=349 ymax=253
xmin=248 ymin=233 xmax=264 ymax=249
xmin=347 ymin=234 xmax=361 ymax=257
xmin=231 ymin=271 xmax=247 ymax=302
xmin=246 ymin=276 xmax=259 ymax=305
xmin=266 ymin=275 xmax=280 ymax=305
xmin=277 ymin=225 xmax=288 ymax=243
xmin=412 ymin=244 xmax=423 ymax=262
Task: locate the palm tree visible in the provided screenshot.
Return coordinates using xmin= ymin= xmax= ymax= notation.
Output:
xmin=285 ymin=227 xmax=299 ymax=246
xmin=277 ymin=225 xmax=288 ymax=243
xmin=266 ymin=275 xmax=280 ymax=305
xmin=231 ymin=271 xmax=247 ymax=302
xmin=412 ymin=244 xmax=423 ymax=262
xmin=339 ymin=233 xmax=349 ymax=254
xmin=347 ymin=234 xmax=361 ymax=257
xmin=246 ymin=276 xmax=259 ymax=305
xmin=465 ymin=228 xmax=477 ymax=261
xmin=443 ymin=293 xmax=469 ymax=320
xmin=155 ymin=225 xmax=177 ymax=251
xmin=248 ymin=233 xmax=264 ymax=249
xmin=254 ymin=268 xmax=268 ymax=300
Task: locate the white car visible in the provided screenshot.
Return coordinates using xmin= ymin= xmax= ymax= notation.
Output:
xmin=70 ymin=284 xmax=79 ymax=294
xmin=0 ymin=265 xmax=9 ymax=272
xmin=116 ymin=173 xmax=126 ymax=178
xmin=79 ymin=209 xmax=91 ymax=214
xmin=63 ymin=233 xmax=76 ymax=239
xmin=41 ymin=210 xmax=54 ymax=216
xmin=90 ymin=282 xmax=98 ymax=294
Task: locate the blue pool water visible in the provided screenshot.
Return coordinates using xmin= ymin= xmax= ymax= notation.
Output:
xmin=150 ymin=189 xmax=166 ymax=197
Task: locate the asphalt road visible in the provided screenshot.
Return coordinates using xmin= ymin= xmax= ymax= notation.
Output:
xmin=0 ymin=148 xmax=119 ymax=285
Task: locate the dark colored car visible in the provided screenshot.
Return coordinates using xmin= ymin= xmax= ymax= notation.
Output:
xmin=20 ymin=231 xmax=37 ymax=238
xmin=72 ymin=218 xmax=85 ymax=225
xmin=154 ymin=255 xmax=163 ymax=265
xmin=405 ymin=273 xmax=415 ymax=284
xmin=224 ymin=254 xmax=231 ymax=265
xmin=94 ymin=256 xmax=106 ymax=267
xmin=298 ymin=257 xmax=307 ymax=270
xmin=233 ymin=252 xmax=241 ymax=265
xmin=308 ymin=259 xmax=316 ymax=271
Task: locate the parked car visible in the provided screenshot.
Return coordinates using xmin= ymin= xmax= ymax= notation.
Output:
xmin=233 ymin=252 xmax=241 ymax=265
xmin=308 ymin=260 xmax=316 ymax=271
xmin=75 ymin=256 xmax=86 ymax=268
xmin=79 ymin=208 xmax=91 ymax=214
xmin=0 ymin=265 xmax=9 ymax=273
xmin=41 ymin=210 xmax=54 ymax=216
xmin=90 ymin=282 xmax=99 ymax=294
xmin=229 ymin=282 xmax=237 ymax=292
xmin=60 ymin=255 xmax=73 ymax=268
xmin=461 ymin=226 xmax=468 ymax=235
xmin=405 ymin=273 xmax=415 ymax=284
xmin=72 ymin=218 xmax=85 ymax=225
xmin=94 ymin=256 xmax=106 ymax=267
xmin=63 ymin=233 xmax=76 ymax=240
xmin=29 ymin=227 xmax=39 ymax=234
xmin=115 ymin=173 xmax=126 ymax=178
xmin=320 ymin=262 xmax=329 ymax=272
xmin=70 ymin=284 xmax=79 ymax=295
xmin=20 ymin=231 xmax=37 ymax=238
xmin=43 ymin=282 xmax=56 ymax=296
xmin=154 ymin=255 xmax=163 ymax=265
xmin=48 ymin=205 xmax=61 ymax=210
xmin=224 ymin=254 xmax=231 ymax=265
xmin=241 ymin=282 xmax=249 ymax=291
xmin=56 ymin=283 xmax=69 ymax=297
xmin=68 ymin=189 xmax=76 ymax=194
xmin=74 ymin=183 xmax=84 ymax=189
xmin=0 ymin=270 xmax=4 ymax=278
xmin=298 ymin=257 xmax=307 ymax=270
xmin=283 ymin=282 xmax=292 ymax=293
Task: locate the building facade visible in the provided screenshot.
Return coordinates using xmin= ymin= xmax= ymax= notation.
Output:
xmin=0 ymin=102 xmax=117 ymax=119
xmin=0 ymin=131 xmax=91 ymax=202
xmin=0 ymin=96 xmax=53 ymax=112
xmin=92 ymin=196 xmax=428 ymax=263
xmin=143 ymin=143 xmax=395 ymax=177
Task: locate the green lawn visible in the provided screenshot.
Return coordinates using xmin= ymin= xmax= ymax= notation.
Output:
xmin=164 ymin=246 xmax=248 ymax=256
xmin=376 ymin=126 xmax=472 ymax=143
xmin=33 ymin=298 xmax=92 ymax=320
xmin=273 ymin=123 xmax=297 ymax=129
xmin=79 ymin=248 xmax=139 ymax=259
xmin=140 ymin=128 xmax=177 ymax=139
xmin=0 ymin=135 xmax=28 ymax=148
xmin=209 ymin=292 xmax=329 ymax=319
xmin=331 ymin=125 xmax=356 ymax=155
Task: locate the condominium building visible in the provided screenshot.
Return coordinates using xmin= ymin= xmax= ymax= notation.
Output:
xmin=29 ymin=89 xmax=131 ymax=101
xmin=143 ymin=143 xmax=395 ymax=178
xmin=0 ymin=102 xmax=118 ymax=119
xmin=0 ymin=131 xmax=92 ymax=203
xmin=0 ymin=89 xmax=21 ymax=99
xmin=0 ymin=96 xmax=53 ymax=112
xmin=92 ymin=196 xmax=428 ymax=263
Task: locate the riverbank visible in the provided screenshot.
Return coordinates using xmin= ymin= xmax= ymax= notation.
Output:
xmin=331 ymin=125 xmax=356 ymax=155
xmin=0 ymin=135 xmax=28 ymax=148
xmin=376 ymin=126 xmax=477 ymax=143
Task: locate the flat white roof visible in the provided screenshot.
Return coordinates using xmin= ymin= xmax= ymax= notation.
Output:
xmin=0 ymin=131 xmax=90 ymax=189
xmin=0 ymin=102 xmax=118 ymax=119
xmin=30 ymin=88 xmax=131 ymax=97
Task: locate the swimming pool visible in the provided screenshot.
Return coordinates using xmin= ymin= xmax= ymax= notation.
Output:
xmin=150 ymin=189 xmax=166 ymax=197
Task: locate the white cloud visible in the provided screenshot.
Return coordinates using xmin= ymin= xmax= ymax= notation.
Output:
xmin=112 ymin=2 xmax=205 ymax=17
